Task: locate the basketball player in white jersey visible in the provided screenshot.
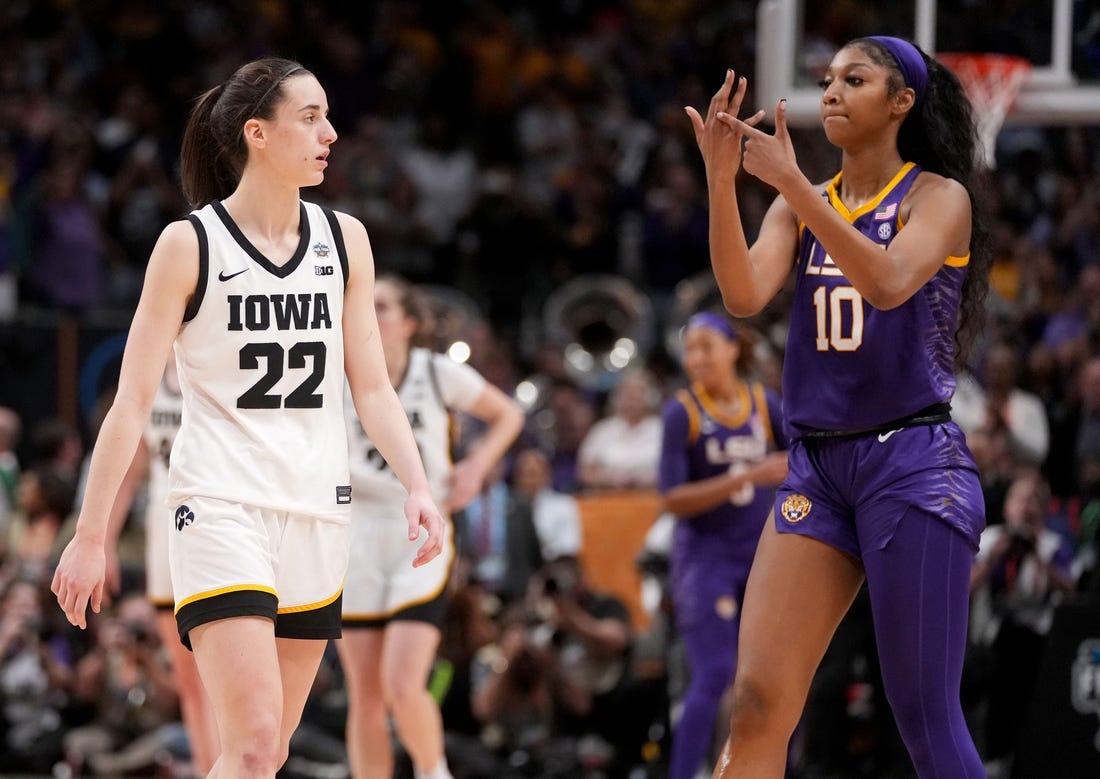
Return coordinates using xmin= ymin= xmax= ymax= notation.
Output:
xmin=52 ymin=58 xmax=444 ymax=779
xmin=107 ymin=356 xmax=220 ymax=775
xmin=339 ymin=274 xmax=524 ymax=779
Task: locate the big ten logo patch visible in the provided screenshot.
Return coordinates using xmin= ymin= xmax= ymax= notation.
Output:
xmin=175 ymin=505 xmax=195 ymax=531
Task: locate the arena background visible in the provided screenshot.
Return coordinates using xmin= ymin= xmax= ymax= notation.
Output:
xmin=2 ymin=2 xmax=1100 ymax=777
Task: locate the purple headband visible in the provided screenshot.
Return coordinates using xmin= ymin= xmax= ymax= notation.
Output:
xmin=867 ymin=36 xmax=928 ymax=105
xmin=687 ymin=312 xmax=737 ymax=341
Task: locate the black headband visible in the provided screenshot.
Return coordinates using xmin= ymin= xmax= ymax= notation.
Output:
xmin=252 ymin=65 xmax=305 ymax=117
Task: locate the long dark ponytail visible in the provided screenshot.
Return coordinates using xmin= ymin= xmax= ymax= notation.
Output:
xmin=179 ymin=58 xmax=310 ymax=208
xmin=852 ymin=38 xmax=991 ymax=367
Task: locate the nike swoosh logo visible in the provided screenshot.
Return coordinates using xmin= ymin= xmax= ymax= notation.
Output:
xmin=877 ymin=429 xmax=902 ymax=443
xmin=218 ymin=268 xmax=249 ymax=282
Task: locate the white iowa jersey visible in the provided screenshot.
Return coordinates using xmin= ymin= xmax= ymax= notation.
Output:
xmin=346 ymin=347 xmax=485 ymax=516
xmin=169 ymin=200 xmax=351 ymax=520
xmin=144 ymin=372 xmax=183 ymax=516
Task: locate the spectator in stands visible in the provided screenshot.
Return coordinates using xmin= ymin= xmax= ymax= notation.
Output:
xmin=104 ymin=140 xmax=186 ymax=308
xmin=470 ymin=603 xmax=585 ymax=778
xmin=640 ymin=160 xmax=711 ymax=304
xmin=1066 ymin=359 xmax=1100 ymax=590
xmin=577 ymin=369 xmax=663 ymax=492
xmin=19 ymin=153 xmax=107 ymax=312
xmin=512 ymin=447 xmax=582 ymax=562
xmin=953 ymin=341 xmax=1050 ymax=466
xmin=969 ymin=469 xmax=1077 ymax=776
xmin=0 ymin=576 xmax=71 ymax=774
xmin=532 ymin=555 xmax=638 ymax=776
xmin=967 ymin=426 xmax=1016 ymax=529
xmin=400 ymin=110 xmax=479 ymax=277
xmin=515 ymin=77 xmax=581 ymax=211
xmin=543 ymin=380 xmax=597 ymax=494
xmin=62 ymin=592 xmax=182 ymax=777
xmin=459 ymin=459 xmax=544 ymax=606
xmin=0 ymin=407 xmax=21 ymax=537
xmin=7 ymin=464 xmax=76 ymax=582
xmin=27 ymin=418 xmax=84 ymax=488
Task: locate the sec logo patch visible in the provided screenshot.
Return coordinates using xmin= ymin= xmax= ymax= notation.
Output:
xmin=781 ymin=494 xmax=812 ymax=523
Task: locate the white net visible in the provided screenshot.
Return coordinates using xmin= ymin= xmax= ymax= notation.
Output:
xmin=937 ymin=53 xmax=1032 ymax=169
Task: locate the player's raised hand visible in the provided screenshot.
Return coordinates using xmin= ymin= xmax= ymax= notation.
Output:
xmin=685 ymin=70 xmax=766 ymax=182
xmin=717 ymin=98 xmax=801 ymax=191
xmin=404 ymin=487 xmax=445 ymax=567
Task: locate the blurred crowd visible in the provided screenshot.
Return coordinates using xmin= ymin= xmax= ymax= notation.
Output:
xmin=4 ymin=1 xmax=1100 ymax=777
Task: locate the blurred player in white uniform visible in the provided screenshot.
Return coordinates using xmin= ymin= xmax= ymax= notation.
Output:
xmin=339 ymin=274 xmax=524 ymax=779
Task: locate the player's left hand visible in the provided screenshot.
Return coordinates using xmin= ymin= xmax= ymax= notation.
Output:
xmin=685 ymin=70 xmax=766 ymax=182
xmin=51 ymin=532 xmax=107 ymax=630
xmin=444 ymin=457 xmax=484 ymax=513
xmin=404 ymin=487 xmax=445 ymax=567
xmin=717 ymin=98 xmax=801 ymax=192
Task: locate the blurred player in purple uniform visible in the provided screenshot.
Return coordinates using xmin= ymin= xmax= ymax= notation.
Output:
xmin=686 ymin=36 xmax=991 ymax=777
xmin=659 ymin=312 xmax=788 ymax=779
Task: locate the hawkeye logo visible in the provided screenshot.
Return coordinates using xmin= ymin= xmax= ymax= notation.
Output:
xmin=175 ymin=505 xmax=195 ymax=531
xmin=780 ymin=494 xmax=812 ymax=523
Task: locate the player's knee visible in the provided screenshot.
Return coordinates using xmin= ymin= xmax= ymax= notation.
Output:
xmin=351 ymin=688 xmax=389 ymax=724
xmin=381 ymin=673 xmax=424 ymax=711
xmin=727 ymin=676 xmax=792 ymax=741
xmin=227 ymin=713 xmax=282 ymax=775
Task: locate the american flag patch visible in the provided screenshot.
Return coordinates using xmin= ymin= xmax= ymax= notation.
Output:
xmin=874 ymin=203 xmax=897 ymax=221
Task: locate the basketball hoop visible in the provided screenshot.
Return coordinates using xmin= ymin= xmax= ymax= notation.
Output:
xmin=936 ymin=53 xmax=1032 ymax=169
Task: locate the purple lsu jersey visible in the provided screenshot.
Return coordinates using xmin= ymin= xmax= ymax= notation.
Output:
xmin=659 ymin=382 xmax=787 ymax=570
xmin=783 ymin=162 xmax=969 ymax=438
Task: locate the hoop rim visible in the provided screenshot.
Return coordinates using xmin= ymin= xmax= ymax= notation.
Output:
xmin=935 ymin=53 xmax=1033 ymax=168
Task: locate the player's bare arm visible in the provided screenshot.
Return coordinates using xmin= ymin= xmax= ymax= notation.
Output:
xmin=53 ymin=220 xmax=196 ymax=627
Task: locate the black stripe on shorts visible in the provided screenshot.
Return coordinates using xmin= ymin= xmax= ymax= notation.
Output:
xmin=176 ymin=589 xmax=278 ymax=650
xmin=342 ymin=588 xmax=448 ymax=631
xmin=276 ymin=592 xmax=344 ymax=641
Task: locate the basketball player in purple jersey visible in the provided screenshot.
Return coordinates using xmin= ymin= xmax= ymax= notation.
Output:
xmin=659 ymin=312 xmax=788 ymax=779
xmin=686 ymin=37 xmax=991 ymax=777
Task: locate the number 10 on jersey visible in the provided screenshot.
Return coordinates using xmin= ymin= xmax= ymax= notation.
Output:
xmin=812 ymin=285 xmax=864 ymax=352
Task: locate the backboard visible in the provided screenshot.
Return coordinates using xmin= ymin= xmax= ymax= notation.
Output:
xmin=755 ymin=0 xmax=1100 ymax=127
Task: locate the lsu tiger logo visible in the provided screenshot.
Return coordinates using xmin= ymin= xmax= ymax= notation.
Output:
xmin=781 ymin=494 xmax=812 ymax=523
